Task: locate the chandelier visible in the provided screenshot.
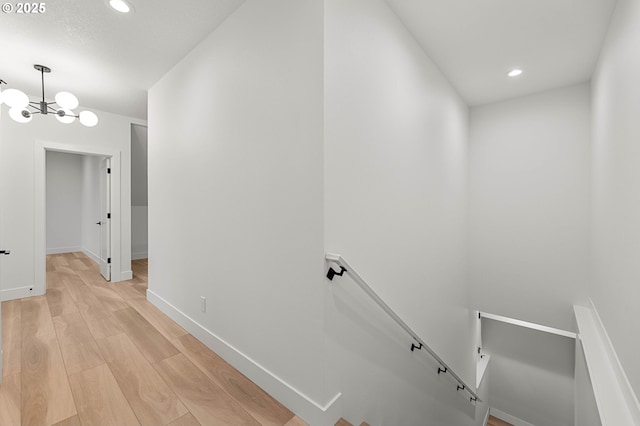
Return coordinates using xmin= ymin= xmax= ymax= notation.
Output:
xmin=0 ymin=64 xmax=98 ymax=127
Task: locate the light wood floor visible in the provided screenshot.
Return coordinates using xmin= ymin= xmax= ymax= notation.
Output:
xmin=0 ymin=252 xmax=307 ymax=426
xmin=488 ymin=415 xmax=513 ymax=426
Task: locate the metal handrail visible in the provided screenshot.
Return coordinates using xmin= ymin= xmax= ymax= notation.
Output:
xmin=326 ymin=253 xmax=481 ymax=403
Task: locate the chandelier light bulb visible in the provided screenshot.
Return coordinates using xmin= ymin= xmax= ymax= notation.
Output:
xmin=56 ymin=109 xmax=76 ymax=124
xmin=79 ymin=110 xmax=98 ymax=127
xmin=55 ymin=91 xmax=79 ymax=110
xmin=2 ymin=88 xmax=29 ymax=109
xmin=9 ymin=107 xmax=33 ymax=123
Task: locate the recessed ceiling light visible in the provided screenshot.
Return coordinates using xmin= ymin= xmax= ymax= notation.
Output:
xmin=108 ymin=0 xmax=133 ymax=13
xmin=508 ymin=68 xmax=523 ymax=78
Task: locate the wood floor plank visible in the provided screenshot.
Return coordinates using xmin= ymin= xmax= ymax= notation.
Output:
xmin=2 ymin=300 xmax=22 ymax=376
xmin=62 ymin=275 xmax=100 ymax=306
xmin=83 ymin=313 xmax=124 ymax=341
xmin=154 ymin=353 xmax=260 ymax=426
xmin=172 ymin=334 xmax=294 ymax=426
xmin=52 ymin=414 xmax=82 ymax=426
xmin=75 ymin=269 xmax=109 ymax=287
xmin=68 ymin=364 xmax=140 ymax=426
xmin=284 ymin=416 xmax=309 ymax=426
xmin=21 ymin=297 xmax=77 ymax=426
xmin=0 ymin=373 xmax=21 ymax=426
xmin=54 ymin=312 xmax=105 ymax=375
xmin=46 ymin=286 xmax=79 ymax=317
xmin=167 ymin=413 xmax=201 ymax=426
xmin=69 ymin=259 xmax=90 ymax=271
xmin=97 ymin=333 xmax=188 ymax=426
xmin=53 ymin=312 xmax=95 ymax=347
xmin=88 ymin=285 xmax=130 ymax=312
xmin=127 ymin=298 xmax=188 ymax=341
xmin=110 ymin=281 xmax=146 ymax=301
xmin=47 ymin=271 xmax=75 ymax=289
xmin=111 ymin=307 xmax=179 ymax=363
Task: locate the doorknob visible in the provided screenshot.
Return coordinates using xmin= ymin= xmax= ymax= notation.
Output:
xmin=96 ymin=221 xmax=102 ymax=225
xmin=0 ymin=250 xmax=10 ymax=255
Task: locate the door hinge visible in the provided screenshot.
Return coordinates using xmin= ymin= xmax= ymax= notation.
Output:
xmin=107 ymin=213 xmax=111 ymax=219
xmin=107 ymin=168 xmax=111 ymax=174
xmin=107 ymin=258 xmax=111 ymax=264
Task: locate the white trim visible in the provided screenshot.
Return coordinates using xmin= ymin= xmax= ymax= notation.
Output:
xmin=482 ymin=406 xmax=490 ymax=426
xmin=35 ymin=140 xmax=125 ymax=297
xmin=46 ymin=246 xmax=82 ymax=255
xmin=575 ymin=302 xmax=640 ymax=425
xmin=589 ymin=299 xmax=640 ymax=421
xmin=146 ymin=289 xmax=342 ymax=425
xmin=476 ymin=354 xmax=490 ymax=388
xmin=1 ymin=285 xmax=36 ymax=301
xmin=119 ymin=271 xmax=133 ymax=281
xmin=480 ymin=312 xmax=576 ymax=339
xmin=82 ymin=248 xmax=101 ymax=265
xmin=490 ymin=408 xmax=536 ymax=426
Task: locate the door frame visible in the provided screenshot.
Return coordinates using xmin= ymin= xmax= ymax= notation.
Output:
xmin=34 ymin=139 xmax=122 ymax=294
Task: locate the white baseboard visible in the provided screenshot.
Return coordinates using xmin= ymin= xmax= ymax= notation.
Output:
xmin=482 ymin=406 xmax=490 ymax=426
xmin=1 ymin=285 xmax=39 ymax=301
xmin=46 ymin=246 xmax=82 ymax=255
xmin=490 ymin=408 xmax=536 ymax=426
xmin=146 ymin=289 xmax=342 ymax=426
xmin=82 ymin=248 xmax=101 ymax=265
xmin=117 ymin=270 xmax=133 ymax=281
xmin=131 ymin=251 xmax=148 ymax=260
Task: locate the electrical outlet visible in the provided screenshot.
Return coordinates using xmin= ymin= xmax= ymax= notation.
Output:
xmin=200 ymin=296 xmax=206 ymax=313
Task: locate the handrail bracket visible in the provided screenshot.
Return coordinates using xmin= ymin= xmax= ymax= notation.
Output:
xmin=327 ymin=266 xmax=347 ymax=281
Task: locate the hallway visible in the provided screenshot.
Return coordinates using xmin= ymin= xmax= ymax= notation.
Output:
xmin=0 ymin=253 xmax=305 ymax=426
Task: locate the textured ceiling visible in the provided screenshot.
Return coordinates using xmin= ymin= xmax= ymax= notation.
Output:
xmin=0 ymin=0 xmax=245 ymax=119
xmin=386 ymin=0 xmax=618 ymax=106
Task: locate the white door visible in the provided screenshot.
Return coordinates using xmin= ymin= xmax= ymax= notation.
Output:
xmin=99 ymin=157 xmax=111 ymax=281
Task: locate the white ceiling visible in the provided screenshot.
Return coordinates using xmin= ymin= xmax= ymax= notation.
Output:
xmin=0 ymin=0 xmax=619 ymax=119
xmin=386 ymin=0 xmax=618 ymax=106
xmin=0 ymin=0 xmax=245 ymax=119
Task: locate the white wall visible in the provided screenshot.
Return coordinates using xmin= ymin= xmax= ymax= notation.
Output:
xmin=131 ymin=124 xmax=148 ymax=206
xmin=469 ymin=84 xmax=592 ymax=331
xmin=81 ymin=155 xmax=102 ymax=262
xmin=0 ymin=106 xmax=142 ymax=299
xmin=46 ymin=151 xmax=83 ymax=254
xmin=131 ymin=124 xmax=148 ymax=259
xmin=482 ymin=319 xmax=575 ymax=426
xmin=324 ymin=0 xmax=477 ymax=423
xmin=148 ymin=0 xmax=331 ymax=423
xmin=591 ymin=0 xmax=640 ymax=400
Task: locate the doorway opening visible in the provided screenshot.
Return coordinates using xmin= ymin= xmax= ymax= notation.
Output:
xmin=131 ymin=124 xmax=148 ymax=283
xmin=34 ymin=140 xmax=123 ymax=296
xmin=45 ymin=151 xmax=111 ymax=281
